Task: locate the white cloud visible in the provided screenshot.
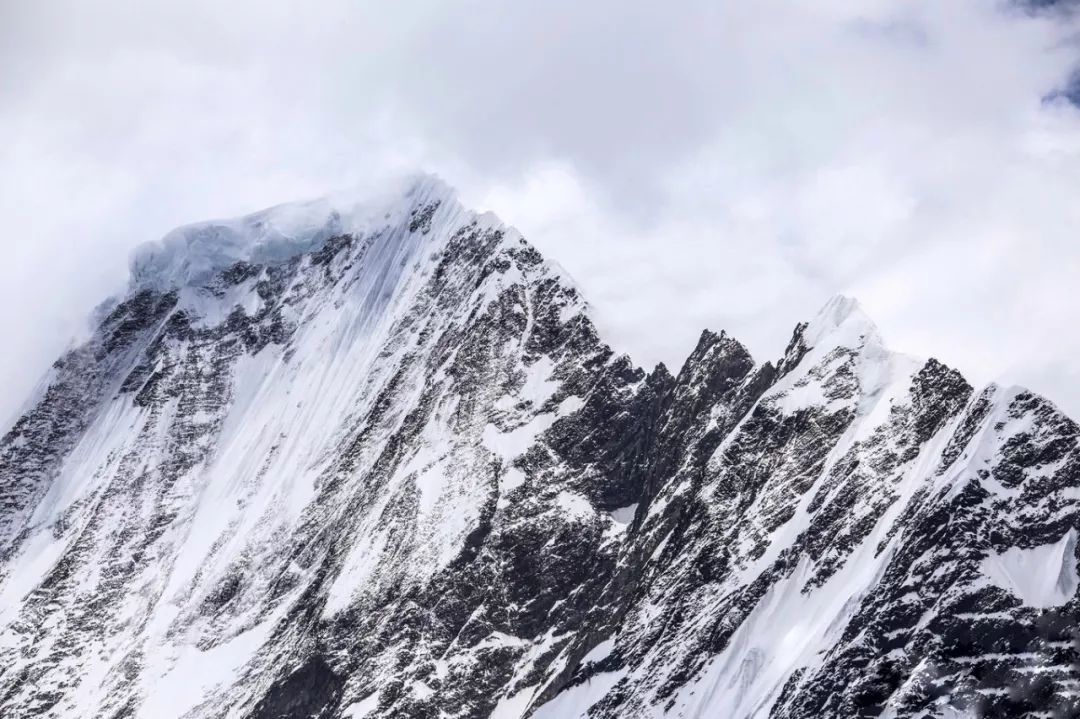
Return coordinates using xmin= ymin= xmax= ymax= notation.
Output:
xmin=3 ymin=0 xmax=1080 ymax=423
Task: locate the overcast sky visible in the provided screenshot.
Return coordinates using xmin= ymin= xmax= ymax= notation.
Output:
xmin=3 ymin=0 xmax=1080 ymax=423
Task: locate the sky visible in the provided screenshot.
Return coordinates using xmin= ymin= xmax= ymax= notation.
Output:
xmin=3 ymin=0 xmax=1080 ymax=423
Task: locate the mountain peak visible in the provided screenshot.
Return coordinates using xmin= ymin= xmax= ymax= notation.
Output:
xmin=775 ymin=293 xmax=885 ymax=381
xmin=3 ymin=181 xmax=1078 ymax=719
xmin=128 ymin=173 xmax=460 ymax=291
xmin=800 ymin=293 xmax=880 ymax=351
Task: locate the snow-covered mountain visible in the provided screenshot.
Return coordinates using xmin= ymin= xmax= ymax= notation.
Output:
xmin=1 ymin=176 xmax=1077 ymax=719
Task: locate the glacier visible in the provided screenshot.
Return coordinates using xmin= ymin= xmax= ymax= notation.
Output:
xmin=0 ymin=175 xmax=1077 ymax=718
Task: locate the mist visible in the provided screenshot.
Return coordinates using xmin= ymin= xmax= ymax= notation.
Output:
xmin=3 ymin=0 xmax=1080 ymax=422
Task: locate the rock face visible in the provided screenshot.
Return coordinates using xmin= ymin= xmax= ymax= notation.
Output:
xmin=0 ymin=177 xmax=1077 ymax=719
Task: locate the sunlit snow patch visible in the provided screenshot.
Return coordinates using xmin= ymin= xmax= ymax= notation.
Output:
xmin=341 ymin=692 xmax=380 ymax=718
xmin=981 ymin=529 xmax=1079 ymax=609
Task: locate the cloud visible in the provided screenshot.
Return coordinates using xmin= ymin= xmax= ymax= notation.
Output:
xmin=3 ymin=0 xmax=1080 ymax=423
